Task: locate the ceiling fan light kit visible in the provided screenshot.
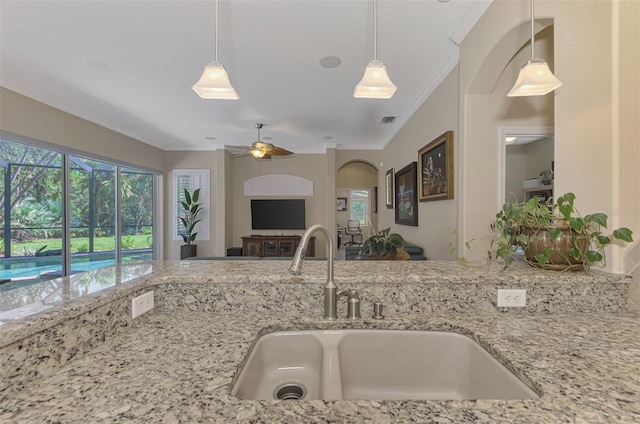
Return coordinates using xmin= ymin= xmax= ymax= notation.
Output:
xmin=354 ymin=0 xmax=397 ymax=99
xmin=192 ymin=0 xmax=239 ymax=100
xmin=507 ymin=0 xmax=561 ymax=97
xmin=250 ymin=149 xmax=266 ymax=158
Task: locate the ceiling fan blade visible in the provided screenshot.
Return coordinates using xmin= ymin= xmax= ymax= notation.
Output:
xmin=224 ymin=145 xmax=253 ymax=155
xmin=270 ymin=146 xmax=294 ymax=156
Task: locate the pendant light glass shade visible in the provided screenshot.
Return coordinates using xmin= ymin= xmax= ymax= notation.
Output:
xmin=507 ymin=0 xmax=561 ymax=97
xmin=354 ymin=60 xmax=397 ymax=99
xmin=192 ymin=62 xmax=239 ymax=99
xmin=354 ymin=0 xmax=397 ymax=99
xmin=192 ymin=0 xmax=239 ymax=99
xmin=507 ymin=58 xmax=562 ymax=97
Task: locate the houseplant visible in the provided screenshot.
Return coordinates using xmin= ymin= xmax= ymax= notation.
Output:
xmin=360 ymin=227 xmax=409 ymax=260
xmin=489 ymin=193 xmax=633 ymax=270
xmin=179 ymin=188 xmax=203 ymax=259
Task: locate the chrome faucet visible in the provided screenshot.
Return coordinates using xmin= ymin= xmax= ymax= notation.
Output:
xmin=288 ymin=224 xmax=338 ymax=320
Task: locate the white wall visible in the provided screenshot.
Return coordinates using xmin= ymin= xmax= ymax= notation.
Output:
xmin=230 ymin=154 xmax=329 ymax=257
xmin=505 ymin=144 xmax=526 ymax=202
xmin=163 ymin=151 xmax=217 ymax=260
xmin=460 ymin=14 xmax=555 ymax=262
xmin=378 ymin=65 xmax=460 ymax=260
xmin=523 ymin=137 xmax=554 ymax=180
xmin=619 ymin=0 xmax=640 ymax=282
xmin=0 ymin=87 xmax=164 ymax=171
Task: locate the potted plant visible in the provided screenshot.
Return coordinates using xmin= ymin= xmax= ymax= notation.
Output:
xmin=539 ymin=169 xmax=553 ymax=185
xmin=360 ymin=227 xmax=409 ymax=260
xmin=179 ymin=188 xmax=203 ymax=259
xmin=489 ymin=193 xmax=633 ymax=271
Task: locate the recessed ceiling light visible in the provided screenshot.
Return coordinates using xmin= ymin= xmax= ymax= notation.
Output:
xmin=319 ymin=56 xmax=341 ymax=69
xmin=322 ymin=136 xmax=334 ymax=140
xmin=82 ymin=60 xmax=111 ymax=72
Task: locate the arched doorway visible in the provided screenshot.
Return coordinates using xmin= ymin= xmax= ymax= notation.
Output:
xmin=336 ymin=161 xmax=378 ymax=248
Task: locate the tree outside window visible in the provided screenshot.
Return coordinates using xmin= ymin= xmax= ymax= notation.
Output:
xmin=349 ymin=190 xmax=369 ymax=225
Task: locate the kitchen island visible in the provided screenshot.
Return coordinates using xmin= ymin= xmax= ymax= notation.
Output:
xmin=1 ymin=260 xmax=639 ymax=423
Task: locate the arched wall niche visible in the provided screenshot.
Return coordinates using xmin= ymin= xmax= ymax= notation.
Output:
xmin=459 ymin=8 xmax=556 ymax=263
xmin=337 ymin=160 xmax=378 ymax=189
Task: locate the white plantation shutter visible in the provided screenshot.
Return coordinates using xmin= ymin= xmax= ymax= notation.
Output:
xmin=173 ymin=169 xmax=210 ymax=241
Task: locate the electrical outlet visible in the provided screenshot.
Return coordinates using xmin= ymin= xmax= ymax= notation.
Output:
xmin=132 ymin=291 xmax=154 ymax=319
xmin=497 ymin=289 xmax=526 ymax=307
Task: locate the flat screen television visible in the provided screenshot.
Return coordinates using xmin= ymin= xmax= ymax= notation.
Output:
xmin=251 ymin=199 xmax=305 ymax=230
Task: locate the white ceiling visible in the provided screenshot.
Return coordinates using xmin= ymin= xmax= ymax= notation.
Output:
xmin=0 ymin=0 xmax=492 ymax=154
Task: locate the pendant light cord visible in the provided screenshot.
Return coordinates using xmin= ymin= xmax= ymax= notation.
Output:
xmin=373 ymin=0 xmax=378 ymax=60
xmin=215 ymin=0 xmax=219 ymax=62
xmin=530 ymin=0 xmax=535 ymax=59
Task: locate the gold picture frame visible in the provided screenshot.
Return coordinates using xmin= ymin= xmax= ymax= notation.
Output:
xmin=385 ymin=168 xmax=394 ymax=209
xmin=418 ymin=131 xmax=454 ymax=202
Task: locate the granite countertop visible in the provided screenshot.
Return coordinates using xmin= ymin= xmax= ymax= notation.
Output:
xmin=1 ymin=260 xmax=639 ymax=423
xmin=2 ymin=311 xmax=640 ymax=423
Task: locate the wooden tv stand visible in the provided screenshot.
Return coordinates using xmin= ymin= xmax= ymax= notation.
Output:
xmin=241 ymin=235 xmax=315 ymax=258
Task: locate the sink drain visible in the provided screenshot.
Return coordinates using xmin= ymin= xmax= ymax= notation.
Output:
xmin=274 ymin=382 xmax=307 ymax=400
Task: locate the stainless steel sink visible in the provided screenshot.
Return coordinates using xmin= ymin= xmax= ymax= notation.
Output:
xmin=231 ymin=329 xmax=539 ymax=401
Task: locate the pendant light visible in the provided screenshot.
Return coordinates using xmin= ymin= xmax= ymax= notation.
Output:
xmin=192 ymin=0 xmax=239 ymax=99
xmin=354 ymin=0 xmax=397 ymax=99
xmin=507 ymin=0 xmax=561 ymax=97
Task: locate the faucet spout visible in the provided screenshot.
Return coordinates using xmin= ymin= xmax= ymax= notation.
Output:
xmin=288 ymin=224 xmax=337 ymax=319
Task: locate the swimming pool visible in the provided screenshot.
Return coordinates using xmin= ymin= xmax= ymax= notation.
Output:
xmin=0 ymin=250 xmax=153 ymax=282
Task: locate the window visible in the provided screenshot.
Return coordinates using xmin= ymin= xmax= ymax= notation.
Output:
xmin=173 ymin=169 xmax=210 ymax=241
xmin=0 ymin=137 xmax=157 ymax=281
xmin=349 ymin=190 xmax=369 ymax=225
xmin=121 ymin=168 xmax=154 ymax=261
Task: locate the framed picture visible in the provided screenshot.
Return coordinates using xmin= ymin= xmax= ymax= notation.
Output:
xmin=337 ymin=197 xmax=347 ymax=211
xmin=385 ymin=168 xmax=394 ymax=209
xmin=394 ymin=162 xmax=418 ymax=226
xmin=373 ymin=186 xmax=378 ymax=213
xmin=418 ymin=131 xmax=454 ymax=202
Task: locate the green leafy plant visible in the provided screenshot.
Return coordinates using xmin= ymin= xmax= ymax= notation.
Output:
xmin=360 ymin=227 xmax=407 ymax=259
xmin=121 ymin=234 xmax=135 ymax=250
xmin=179 ymin=188 xmax=203 ymax=245
xmin=448 ymin=228 xmax=474 ymax=266
xmin=490 ymin=193 xmax=633 ymax=270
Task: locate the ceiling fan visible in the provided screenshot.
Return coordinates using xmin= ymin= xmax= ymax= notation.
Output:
xmin=227 ymin=123 xmax=294 ymax=159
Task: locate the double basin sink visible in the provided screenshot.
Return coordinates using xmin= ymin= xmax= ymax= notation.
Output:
xmin=231 ymin=329 xmax=539 ymax=400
